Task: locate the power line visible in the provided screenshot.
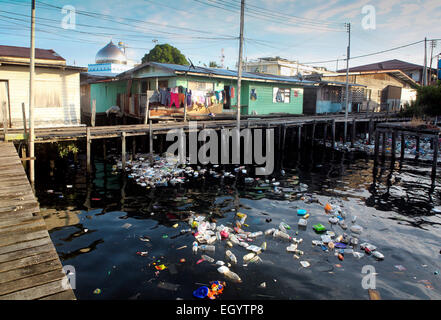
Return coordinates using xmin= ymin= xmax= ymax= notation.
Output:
xmin=301 ymin=39 xmax=427 ymax=65
xmin=191 ymin=0 xmax=344 ymax=32
xmin=216 ymin=0 xmax=343 ymax=27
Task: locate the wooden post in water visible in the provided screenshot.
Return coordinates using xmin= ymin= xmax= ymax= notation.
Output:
xmin=91 ymin=99 xmax=96 ymax=127
xmin=311 ymin=121 xmax=316 ymax=146
xmin=381 ymin=131 xmax=386 ymax=159
xmin=149 ymin=120 xmax=153 ymax=162
xmin=21 ymin=103 xmax=27 ymax=135
xmin=432 ymin=135 xmax=438 ymax=178
xmin=332 ymin=119 xmax=336 ymax=148
xmin=401 ymin=133 xmax=405 ymax=161
xmin=351 ymin=118 xmax=356 ymax=147
xmin=368 ymin=118 xmax=373 ymax=145
xmin=121 ymin=132 xmax=126 ymax=169
xmin=374 ymin=130 xmax=380 ymax=167
xmin=391 ymin=129 xmax=396 ymax=162
xmin=86 ymin=127 xmax=91 ymax=175
xmin=415 ymin=135 xmax=420 ymax=160
xmin=297 ymin=126 xmax=302 ymax=149
xmin=132 ymin=136 xmax=136 ymax=160
xmin=323 ymin=122 xmax=328 ymax=146
xmin=103 ymin=138 xmax=107 ymax=161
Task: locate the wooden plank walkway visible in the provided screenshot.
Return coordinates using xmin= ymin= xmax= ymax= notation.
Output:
xmin=3 ymin=112 xmax=408 ymax=143
xmin=0 ymin=142 xmax=76 ymax=300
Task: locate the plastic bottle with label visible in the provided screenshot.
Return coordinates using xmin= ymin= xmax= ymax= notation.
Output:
xmin=202 ymin=254 xmax=215 ymax=263
xmin=273 ymin=230 xmax=292 ymax=241
xmin=225 ymin=250 xmax=237 ymax=264
xmin=192 ymin=241 xmax=198 ymax=254
xmin=199 ymin=245 xmax=215 ymax=253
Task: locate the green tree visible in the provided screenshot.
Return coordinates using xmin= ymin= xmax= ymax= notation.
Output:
xmin=141 ymin=44 xmax=189 ymax=65
xmin=209 ymin=61 xmax=220 ymax=68
xmin=415 ymin=81 xmax=441 ymax=116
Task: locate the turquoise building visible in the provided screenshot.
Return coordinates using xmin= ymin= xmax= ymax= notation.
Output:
xmin=88 ymin=62 xmax=316 ymax=117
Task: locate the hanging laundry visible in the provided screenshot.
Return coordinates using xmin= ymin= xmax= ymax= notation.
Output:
xmin=178 ymin=93 xmax=186 ymax=107
xmin=250 ymin=88 xmax=257 ymax=101
xmin=170 ymin=92 xmax=180 ymax=107
xmin=186 ymin=89 xmax=192 ymax=106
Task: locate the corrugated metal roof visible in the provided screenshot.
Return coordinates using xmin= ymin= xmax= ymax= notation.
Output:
xmin=146 ymin=62 xmax=316 ymax=85
xmin=337 ymin=59 xmax=429 ymax=73
xmin=0 ymin=45 xmax=65 ymax=61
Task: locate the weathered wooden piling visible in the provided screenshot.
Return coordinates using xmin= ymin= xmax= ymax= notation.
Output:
xmin=415 ymin=136 xmax=420 ymax=160
xmin=311 ymin=121 xmax=316 ymax=146
xmin=323 ymin=122 xmax=328 ymax=146
xmin=391 ymin=130 xmax=396 ymax=161
xmin=86 ymin=127 xmax=91 ymax=174
xmin=351 ymin=118 xmax=356 ymax=148
xmin=121 ymin=132 xmax=126 ymax=169
xmin=432 ymin=136 xmax=438 ymax=177
xmin=149 ymin=120 xmax=153 ymax=162
xmin=401 ymin=133 xmax=405 ymax=161
xmin=91 ymin=99 xmax=96 ymax=127
xmin=368 ymin=119 xmax=373 ymax=145
xmin=374 ymin=130 xmax=380 ymax=166
xmin=297 ymin=126 xmax=302 ymax=149
xmin=332 ymin=119 xmax=336 ymax=148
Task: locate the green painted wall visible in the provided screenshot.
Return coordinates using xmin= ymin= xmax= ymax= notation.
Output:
xmin=90 ymin=81 xmax=127 ymax=113
xmin=246 ymin=82 xmax=303 ymax=115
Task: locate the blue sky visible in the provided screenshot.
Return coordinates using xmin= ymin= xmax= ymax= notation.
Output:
xmin=0 ymin=0 xmax=440 ymax=71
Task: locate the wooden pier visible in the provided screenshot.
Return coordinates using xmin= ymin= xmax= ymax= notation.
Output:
xmin=0 ymin=142 xmax=75 ymax=300
xmin=374 ymin=122 xmax=440 ymax=177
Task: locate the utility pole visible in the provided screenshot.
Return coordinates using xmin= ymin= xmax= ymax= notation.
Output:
xmin=344 ymin=22 xmax=351 ymax=143
xmin=29 ymin=0 xmax=36 ymax=189
xmin=236 ymin=0 xmax=245 ymax=129
xmin=429 ymin=40 xmax=437 ymax=85
xmin=437 ymin=53 xmax=440 ymax=81
xmin=423 ymin=37 xmax=427 ymax=86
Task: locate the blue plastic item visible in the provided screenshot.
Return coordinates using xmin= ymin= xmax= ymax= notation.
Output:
xmin=297 ymin=209 xmax=307 ymax=216
xmin=193 ymin=286 xmax=209 ymax=299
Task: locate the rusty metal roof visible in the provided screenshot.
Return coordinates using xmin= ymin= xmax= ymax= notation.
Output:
xmin=0 ymin=45 xmax=65 ymax=61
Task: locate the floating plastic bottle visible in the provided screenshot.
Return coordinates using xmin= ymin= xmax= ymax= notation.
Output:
xmin=243 ymin=252 xmax=256 ymax=263
xmin=273 ymin=230 xmax=291 ymax=241
xmin=199 ymin=245 xmax=215 ymax=253
xmin=248 ymin=231 xmax=263 ymax=238
xmin=192 ymin=241 xmax=198 ymax=254
xmin=265 ymin=228 xmax=276 ymax=236
xmin=225 ymin=250 xmax=237 ymax=264
xmin=260 ymin=241 xmax=267 ymax=251
xmin=202 ymin=254 xmax=215 ymax=263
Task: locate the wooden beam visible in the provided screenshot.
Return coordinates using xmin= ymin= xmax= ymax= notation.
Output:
xmin=332 ymin=119 xmax=336 ymax=148
xmin=432 ymin=136 xmax=438 ymax=178
xmin=21 ymin=103 xmax=27 ymax=135
xmin=91 ymin=100 xmax=96 ymax=127
xmin=2 ymin=101 xmax=8 ymax=136
xmin=86 ymin=127 xmax=91 ymax=174
xmin=121 ymin=132 xmax=126 ymax=169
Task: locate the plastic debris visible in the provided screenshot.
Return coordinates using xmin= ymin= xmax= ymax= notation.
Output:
xmin=313 ymin=224 xmax=326 ymax=233
xmin=93 ymin=288 xmax=101 ymax=294
xmin=300 ymin=261 xmax=310 ymax=268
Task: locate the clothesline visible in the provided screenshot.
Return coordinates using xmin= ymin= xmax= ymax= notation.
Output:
xmin=148 ymin=85 xmax=235 ymax=109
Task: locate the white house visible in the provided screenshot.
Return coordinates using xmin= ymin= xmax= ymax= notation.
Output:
xmin=0 ymin=45 xmax=86 ymax=129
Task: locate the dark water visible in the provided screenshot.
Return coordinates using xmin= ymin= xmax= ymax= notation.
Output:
xmin=35 ymin=145 xmax=441 ymax=300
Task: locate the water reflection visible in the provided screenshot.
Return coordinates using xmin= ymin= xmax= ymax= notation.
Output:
xmin=34 ymin=145 xmax=441 ymax=300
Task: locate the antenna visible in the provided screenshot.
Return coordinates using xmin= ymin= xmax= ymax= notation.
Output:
xmin=220 ymin=48 xmax=225 ymax=68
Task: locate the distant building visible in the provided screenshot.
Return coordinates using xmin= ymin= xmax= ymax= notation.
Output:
xmin=322 ymin=69 xmax=419 ymax=112
xmin=0 ymin=45 xmax=86 ymax=129
xmin=244 ymin=57 xmax=328 ymax=78
xmin=87 ymin=41 xmax=136 ymax=77
xmin=337 ymin=59 xmax=435 ymax=85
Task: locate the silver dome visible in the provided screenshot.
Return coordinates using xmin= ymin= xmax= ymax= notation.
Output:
xmin=95 ymin=41 xmax=127 ymax=64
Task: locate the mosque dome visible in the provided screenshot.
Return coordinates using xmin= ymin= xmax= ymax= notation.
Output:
xmin=95 ymin=41 xmax=127 ymax=64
